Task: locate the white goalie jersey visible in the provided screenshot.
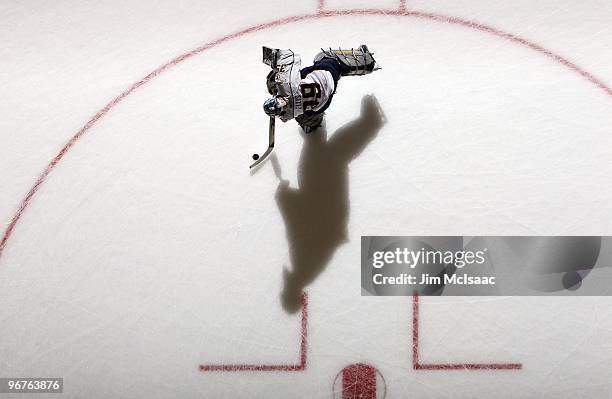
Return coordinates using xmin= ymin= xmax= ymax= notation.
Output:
xmin=272 ymin=49 xmax=335 ymax=122
xmin=299 ymin=69 xmax=335 ymax=114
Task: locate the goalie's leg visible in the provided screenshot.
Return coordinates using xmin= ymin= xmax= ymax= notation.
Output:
xmin=295 ymin=112 xmax=325 ymax=134
xmin=314 ymin=44 xmax=380 ymax=77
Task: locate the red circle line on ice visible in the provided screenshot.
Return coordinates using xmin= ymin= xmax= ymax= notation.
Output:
xmin=1 ymin=7 xmax=611 ymax=260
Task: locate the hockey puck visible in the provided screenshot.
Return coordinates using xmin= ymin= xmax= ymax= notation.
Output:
xmin=252 ymin=153 xmax=259 ymax=160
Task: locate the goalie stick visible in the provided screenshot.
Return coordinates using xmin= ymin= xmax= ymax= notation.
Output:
xmin=250 ymin=47 xmax=278 ymax=169
xmin=250 ymin=116 xmax=275 ymax=169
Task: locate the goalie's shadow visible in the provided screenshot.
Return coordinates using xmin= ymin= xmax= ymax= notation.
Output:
xmin=271 ymin=94 xmax=386 ymax=313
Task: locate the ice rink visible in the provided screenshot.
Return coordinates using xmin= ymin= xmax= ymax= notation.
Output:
xmin=2 ymin=0 xmax=612 ymax=397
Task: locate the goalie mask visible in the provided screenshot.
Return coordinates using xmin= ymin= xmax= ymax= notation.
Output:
xmin=263 ymin=97 xmax=287 ymax=117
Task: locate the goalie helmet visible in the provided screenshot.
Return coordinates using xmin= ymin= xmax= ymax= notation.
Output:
xmin=263 ymin=97 xmax=286 ymax=117
xmin=266 ymin=70 xmax=278 ymax=95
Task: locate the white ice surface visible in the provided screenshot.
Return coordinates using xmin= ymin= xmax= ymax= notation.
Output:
xmin=1 ymin=1 xmax=612 ymax=398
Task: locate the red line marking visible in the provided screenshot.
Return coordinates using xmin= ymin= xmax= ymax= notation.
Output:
xmin=399 ymin=0 xmax=407 ymax=12
xmin=299 ymin=290 xmax=309 ymax=367
xmin=1 ymin=9 xmax=611 ymax=261
xmin=416 ymin=363 xmax=522 ymax=370
xmin=412 ymin=293 xmax=522 ymax=371
xmin=412 ymin=291 xmax=419 ymax=369
xmin=199 ymin=292 xmax=308 ymax=372
xmin=318 ymin=0 xmax=325 ymax=13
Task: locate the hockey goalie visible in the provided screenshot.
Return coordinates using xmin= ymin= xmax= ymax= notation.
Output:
xmin=263 ymin=45 xmax=380 ymax=134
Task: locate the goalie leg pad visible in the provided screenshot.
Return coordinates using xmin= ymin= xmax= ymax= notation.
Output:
xmin=296 ymin=112 xmax=325 ymax=133
xmin=314 ymin=45 xmax=378 ymax=76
